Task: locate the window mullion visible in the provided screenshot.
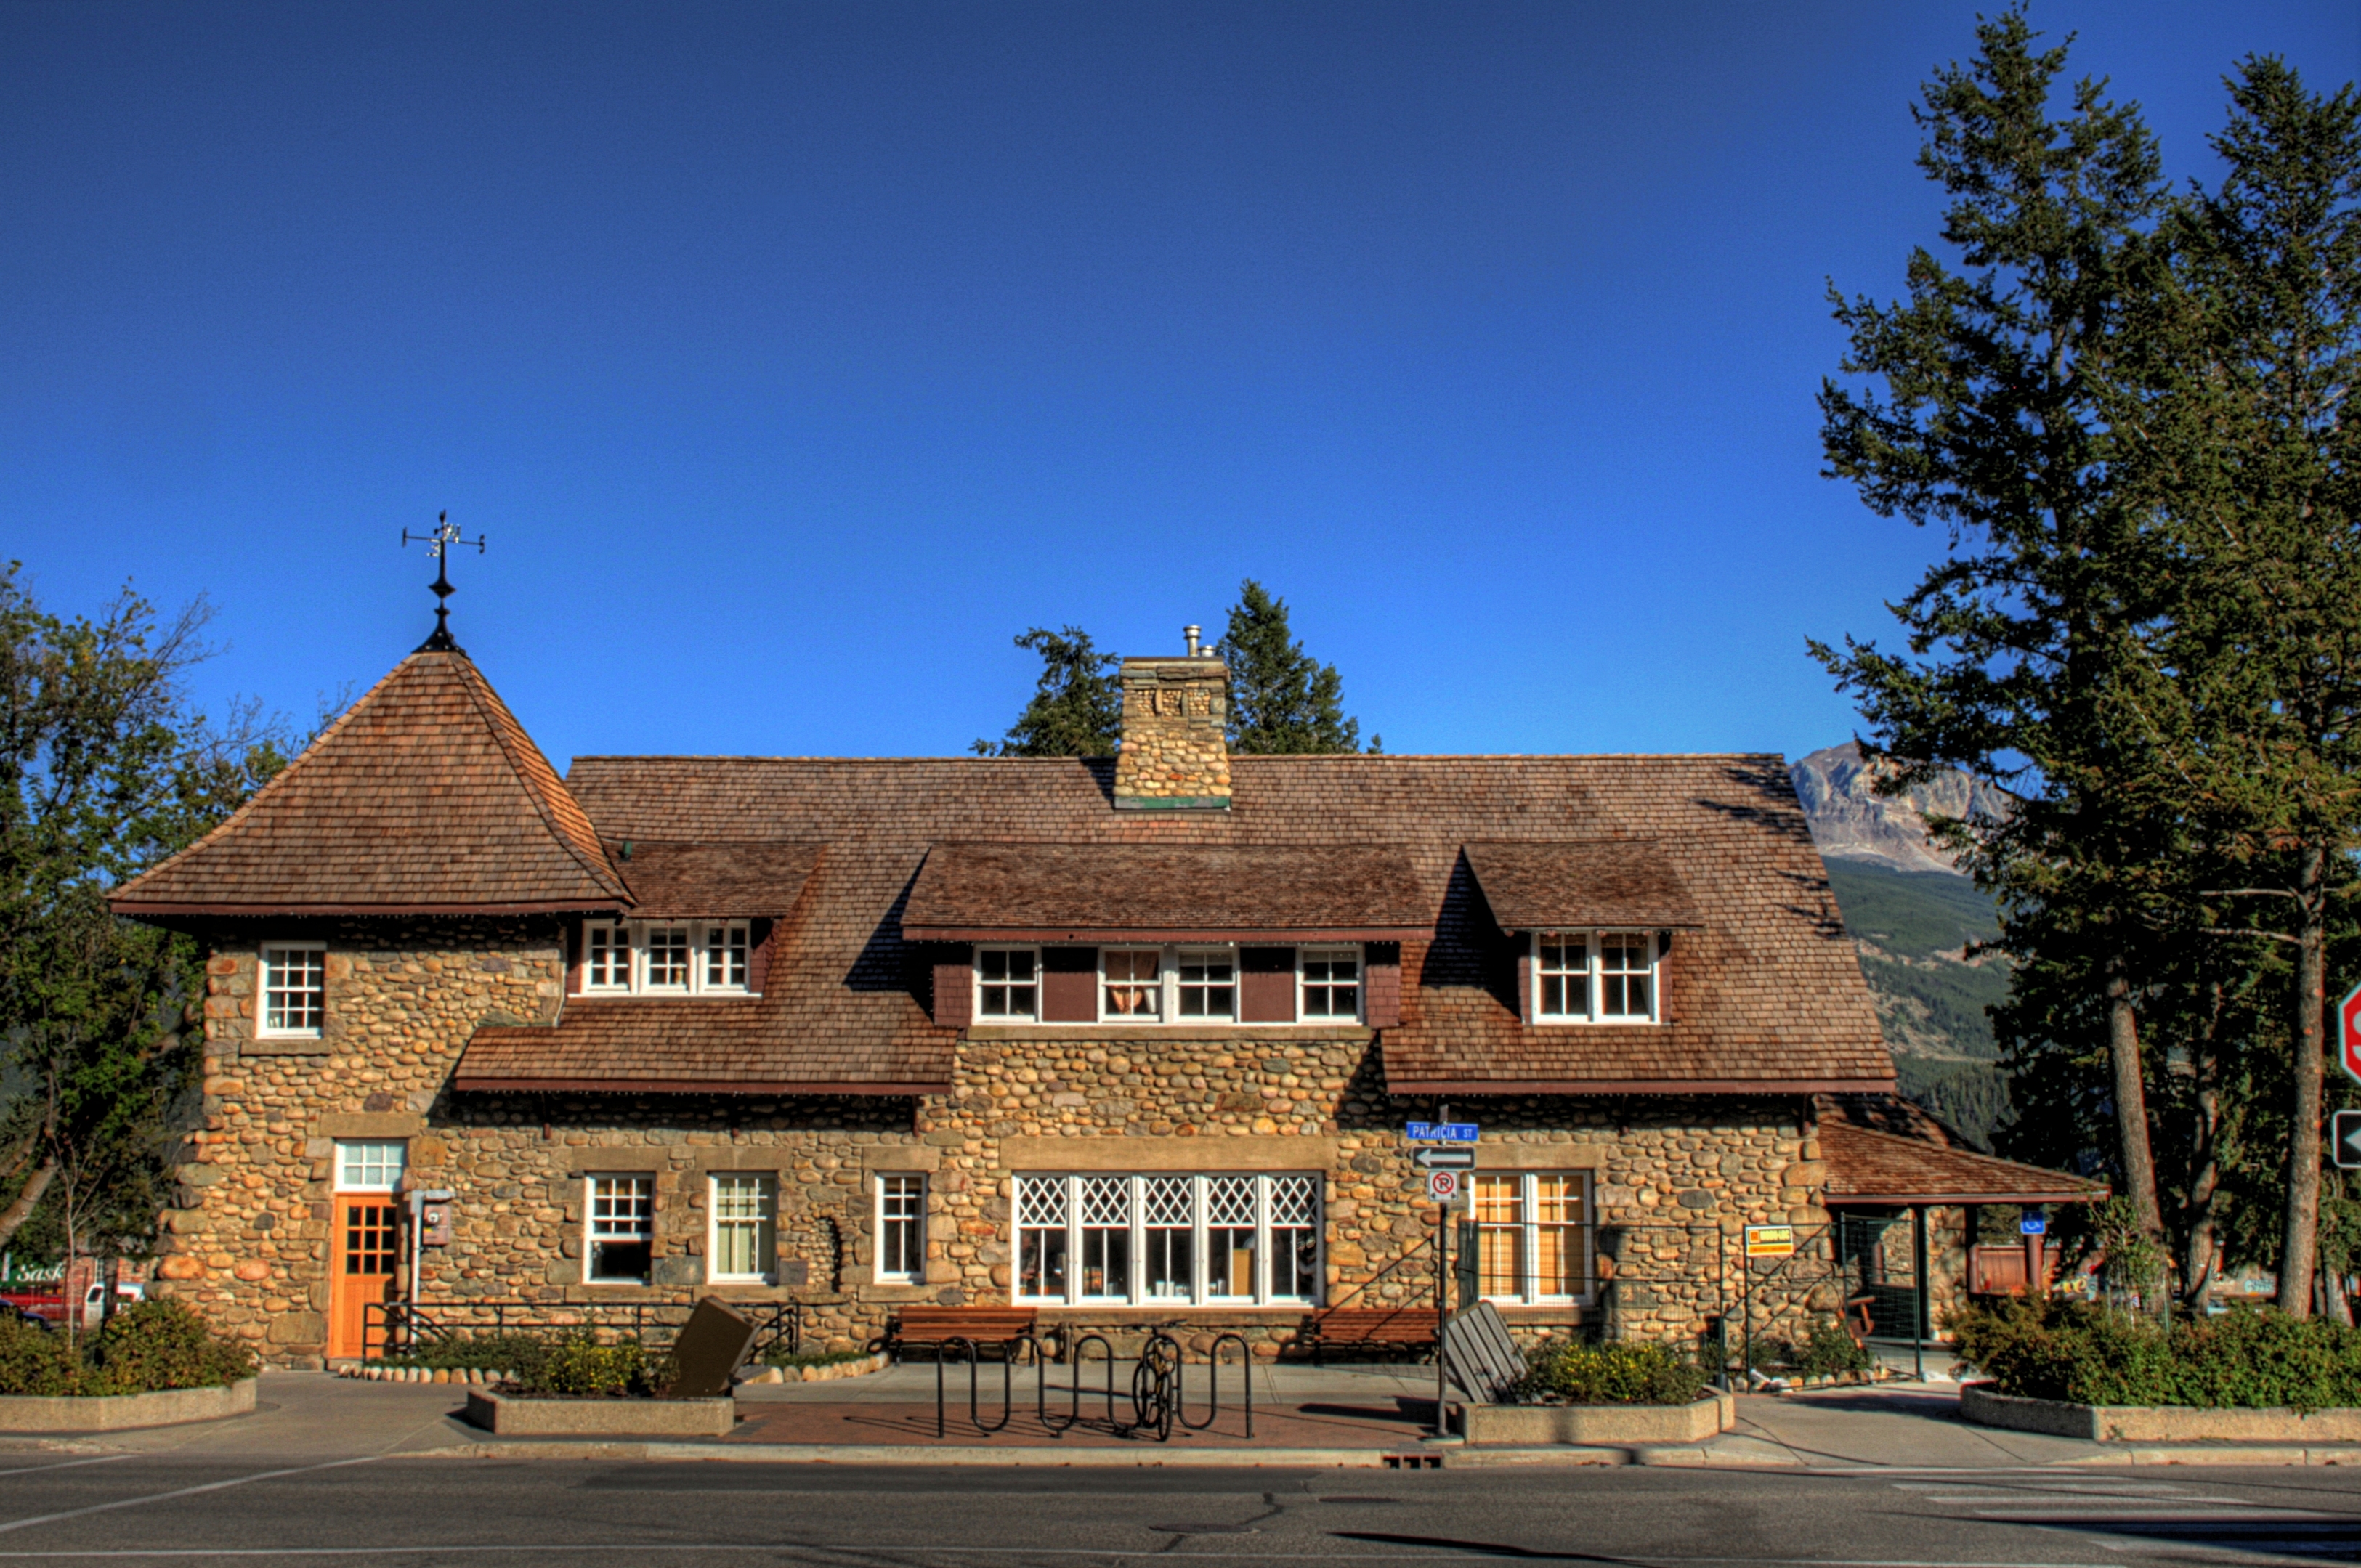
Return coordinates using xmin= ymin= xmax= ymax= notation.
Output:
xmin=1066 ymin=1176 xmax=1082 ymax=1307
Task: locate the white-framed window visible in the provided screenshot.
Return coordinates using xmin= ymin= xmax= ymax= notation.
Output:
xmin=586 ymin=1175 xmax=654 ymax=1285
xmin=334 ymin=1140 xmax=406 ymax=1193
xmin=1013 ymin=1173 xmax=1321 ymax=1307
xmin=580 ymin=922 xmax=753 ymax=996
xmin=975 ymin=947 xmax=1038 ymax=1020
xmin=876 ymin=1174 xmax=926 ymax=1285
xmin=259 ymin=944 xmax=327 ymax=1036
xmin=708 ymin=1174 xmax=774 ymax=1284
xmin=1473 ymin=1171 xmax=1593 ymax=1305
xmin=1101 ymin=949 xmax=1162 ymax=1020
xmin=1300 ymin=948 xmax=1361 ymax=1020
xmin=1176 ymin=948 xmax=1235 ymax=1020
xmin=1532 ymin=932 xmax=1661 ymax=1023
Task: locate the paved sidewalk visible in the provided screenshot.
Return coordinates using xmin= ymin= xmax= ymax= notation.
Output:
xmin=5 ymin=1369 xmax=2360 ymax=1470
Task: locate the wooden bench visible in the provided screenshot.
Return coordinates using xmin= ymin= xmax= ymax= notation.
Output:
xmin=1297 ymin=1307 xmax=1441 ymax=1365
xmin=886 ymin=1307 xmax=1040 ymax=1361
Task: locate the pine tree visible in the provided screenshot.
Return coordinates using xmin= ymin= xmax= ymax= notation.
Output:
xmin=972 ymin=627 xmax=1122 ymax=757
xmin=1217 ymin=580 xmax=1366 ymax=754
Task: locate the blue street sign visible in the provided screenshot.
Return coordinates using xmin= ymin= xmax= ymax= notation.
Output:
xmin=1406 ymin=1121 xmax=1480 ymax=1144
xmin=2021 ymin=1216 xmax=2047 ymax=1236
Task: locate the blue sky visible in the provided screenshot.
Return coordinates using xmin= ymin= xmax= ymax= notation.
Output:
xmin=6 ymin=1 xmax=2354 ymax=770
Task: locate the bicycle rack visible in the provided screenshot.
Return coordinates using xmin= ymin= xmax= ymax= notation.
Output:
xmin=1031 ymin=1333 xmax=1080 ymax=1438
xmin=1177 ymin=1331 xmax=1253 ymax=1439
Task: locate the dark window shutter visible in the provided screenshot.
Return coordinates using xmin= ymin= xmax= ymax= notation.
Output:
xmin=1514 ymin=937 xmax=1532 ymax=1024
xmin=748 ymin=918 xmax=775 ymax=994
xmin=1041 ymin=946 xmax=1097 ymax=1022
xmin=565 ymin=919 xmax=585 ymax=996
xmin=932 ymin=945 xmax=973 ymax=1028
xmin=1239 ymin=946 xmax=1296 ymax=1023
xmin=1364 ymin=942 xmax=1402 ymax=1029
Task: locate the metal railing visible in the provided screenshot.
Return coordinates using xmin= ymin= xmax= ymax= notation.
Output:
xmin=361 ymin=1297 xmax=801 ymax=1365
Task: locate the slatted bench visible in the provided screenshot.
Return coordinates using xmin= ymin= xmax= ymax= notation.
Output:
xmin=1297 ymin=1307 xmax=1441 ymax=1365
xmin=887 ymin=1307 xmax=1040 ymax=1361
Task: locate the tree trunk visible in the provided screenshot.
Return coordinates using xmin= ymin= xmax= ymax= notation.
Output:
xmin=2281 ymin=845 xmax=2329 ymax=1319
xmin=2105 ymin=958 xmax=2167 ymax=1310
xmin=0 ymin=1161 xmax=60 ymax=1255
xmin=2183 ymin=1080 xmax=2222 ymax=1309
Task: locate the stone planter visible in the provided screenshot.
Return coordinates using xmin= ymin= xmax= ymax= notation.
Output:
xmin=0 ymin=1377 xmax=257 ymax=1432
xmin=1461 ymin=1389 xmax=1734 ymax=1446
xmin=463 ymin=1388 xmax=734 ymax=1437
xmin=1961 ymin=1381 xmax=2361 ymax=1442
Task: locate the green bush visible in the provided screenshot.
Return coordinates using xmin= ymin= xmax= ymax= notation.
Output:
xmin=1512 ymin=1339 xmax=1709 ymax=1406
xmin=1953 ymin=1296 xmax=2361 ymax=1411
xmin=513 ymin=1333 xmax=669 ymax=1399
xmin=390 ymin=1332 xmax=558 ymax=1378
xmin=1779 ymin=1321 xmax=1874 ymax=1381
xmin=0 ymin=1301 xmax=254 ymax=1397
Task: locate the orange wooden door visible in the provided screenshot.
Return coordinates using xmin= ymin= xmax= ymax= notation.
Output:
xmin=329 ymin=1196 xmax=401 ymax=1359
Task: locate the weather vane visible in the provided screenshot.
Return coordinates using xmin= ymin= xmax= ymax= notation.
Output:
xmin=401 ymin=511 xmax=487 ymax=653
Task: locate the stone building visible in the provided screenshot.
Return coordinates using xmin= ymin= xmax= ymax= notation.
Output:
xmin=110 ymin=619 xmax=2099 ymax=1368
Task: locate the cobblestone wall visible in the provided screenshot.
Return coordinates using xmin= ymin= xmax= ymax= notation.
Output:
xmin=161 ymin=923 xmax=1854 ymax=1368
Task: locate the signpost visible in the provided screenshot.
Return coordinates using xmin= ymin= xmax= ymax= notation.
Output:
xmin=2341 ymin=983 xmax=2361 ymax=1084
xmin=1412 ymin=1148 xmax=1475 ymax=1170
xmin=2336 ymin=1110 xmax=2361 ymax=1171
xmin=1409 ymin=1112 xmax=1479 ymax=1438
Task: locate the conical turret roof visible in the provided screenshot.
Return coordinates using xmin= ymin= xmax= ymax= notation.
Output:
xmin=112 ymin=649 xmax=628 ymax=917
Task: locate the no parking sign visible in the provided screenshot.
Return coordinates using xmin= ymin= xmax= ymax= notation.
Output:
xmin=1427 ymin=1169 xmax=1461 ymax=1203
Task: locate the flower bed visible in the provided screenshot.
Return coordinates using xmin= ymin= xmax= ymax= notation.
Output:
xmin=1507 ymin=1339 xmax=1712 ymax=1407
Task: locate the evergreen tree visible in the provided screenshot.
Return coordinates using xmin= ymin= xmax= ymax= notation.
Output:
xmin=972 ymin=626 xmax=1122 ymax=757
xmin=1218 ymin=580 xmax=1369 ymax=754
xmin=2128 ymin=59 xmax=2361 ymax=1314
xmin=1813 ymin=8 xmax=2187 ymax=1299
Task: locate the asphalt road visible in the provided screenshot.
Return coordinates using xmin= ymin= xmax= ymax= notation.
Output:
xmin=0 ymin=1453 xmax=2354 ymax=1566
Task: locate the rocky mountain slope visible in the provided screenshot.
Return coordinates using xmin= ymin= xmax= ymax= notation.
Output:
xmin=1791 ymin=744 xmax=2014 ymax=1147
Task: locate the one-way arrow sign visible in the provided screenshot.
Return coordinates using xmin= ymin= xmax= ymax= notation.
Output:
xmin=1412 ymin=1148 xmax=1475 ymax=1169
xmin=2336 ymin=1109 xmax=2361 ymax=1171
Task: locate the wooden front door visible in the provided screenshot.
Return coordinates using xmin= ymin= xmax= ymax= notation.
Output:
xmin=328 ymin=1195 xmax=400 ymax=1360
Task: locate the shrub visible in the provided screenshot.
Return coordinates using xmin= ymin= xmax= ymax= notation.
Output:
xmin=1512 ymin=1339 xmax=1709 ymax=1406
xmin=393 ymin=1332 xmax=559 ymax=1379
xmin=514 ymin=1333 xmax=669 ymax=1399
xmin=0 ymin=1301 xmax=254 ymax=1397
xmin=1779 ymin=1321 xmax=1874 ymax=1381
xmin=1953 ymin=1296 xmax=2361 ymax=1411
xmin=91 ymin=1301 xmax=257 ymax=1392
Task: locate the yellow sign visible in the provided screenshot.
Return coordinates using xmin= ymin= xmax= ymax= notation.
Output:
xmin=1744 ymin=1224 xmax=1795 ymax=1259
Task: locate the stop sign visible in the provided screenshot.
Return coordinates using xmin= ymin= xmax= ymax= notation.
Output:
xmin=2341 ymin=985 xmax=2361 ymax=1084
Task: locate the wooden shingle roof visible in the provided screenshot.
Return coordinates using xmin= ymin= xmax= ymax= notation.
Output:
xmin=1814 ymin=1095 xmax=2107 ymax=1205
xmin=1462 ymin=840 xmax=1702 ymax=930
xmin=110 ymin=651 xmax=629 ymax=916
xmin=455 ymin=752 xmax=1895 ymax=1096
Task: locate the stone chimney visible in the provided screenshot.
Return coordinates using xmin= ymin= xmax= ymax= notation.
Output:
xmin=1113 ymin=630 xmax=1231 ymax=811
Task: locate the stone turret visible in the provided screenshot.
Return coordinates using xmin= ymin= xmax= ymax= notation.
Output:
xmin=1112 ymin=625 xmax=1230 ymax=811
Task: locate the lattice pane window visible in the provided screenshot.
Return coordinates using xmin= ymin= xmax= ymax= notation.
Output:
xmin=1016 ymin=1175 xmax=1069 ymax=1299
xmin=1011 ymin=1174 xmax=1320 ymax=1307
xmin=978 ymin=948 xmax=1037 ymax=1020
xmin=586 ymin=925 xmax=631 ymax=991
xmin=703 ymin=925 xmax=750 ymax=991
xmin=1177 ymin=949 xmax=1235 ymax=1020
xmin=1300 ymin=949 xmax=1359 ymax=1019
xmin=1536 ymin=935 xmax=1587 ymax=1019
xmin=1598 ymin=933 xmax=1653 ymax=1019
xmin=261 ymin=945 xmax=326 ymax=1035
xmin=710 ymin=1174 xmax=775 ymax=1281
xmin=877 ymin=1174 xmax=925 ymax=1284
xmin=644 ymin=927 xmax=692 ymax=991
xmin=1102 ymin=950 xmax=1161 ymax=1019
xmin=587 ymin=1176 xmax=655 ymax=1285
xmin=1142 ymin=1177 xmax=1193 ymax=1302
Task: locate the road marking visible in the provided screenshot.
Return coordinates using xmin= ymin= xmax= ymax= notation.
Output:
xmin=0 ymin=1458 xmax=380 ymax=1537
xmin=0 ymin=1461 xmax=137 ymax=1482
xmin=0 ymin=1549 xmax=2134 ymax=1565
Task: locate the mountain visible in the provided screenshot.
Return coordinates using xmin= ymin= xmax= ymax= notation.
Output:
xmin=1791 ymin=745 xmax=2014 ymax=1150
xmin=1789 ymin=742 xmax=2014 ymax=874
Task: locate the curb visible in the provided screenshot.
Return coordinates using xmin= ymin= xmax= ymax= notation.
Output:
xmin=2057 ymin=1445 xmax=2361 ymax=1467
xmin=394 ymin=1440 xmax=1411 ymax=1467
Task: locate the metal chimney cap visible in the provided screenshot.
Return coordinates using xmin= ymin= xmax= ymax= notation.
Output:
xmin=1183 ymin=625 xmax=1202 ymax=657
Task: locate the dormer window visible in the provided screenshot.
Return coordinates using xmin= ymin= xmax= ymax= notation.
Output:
xmin=1534 ymin=931 xmax=1662 ymax=1024
xmin=580 ymin=921 xmax=753 ymax=996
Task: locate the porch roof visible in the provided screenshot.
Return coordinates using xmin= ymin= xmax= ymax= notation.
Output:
xmin=1819 ymin=1120 xmax=2107 ymax=1206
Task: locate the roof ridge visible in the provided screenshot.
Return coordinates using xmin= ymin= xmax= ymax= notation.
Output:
xmin=111 ymin=652 xmax=414 ymax=901
xmin=564 ymin=752 xmax=1789 ymax=765
xmin=448 ymin=657 xmax=630 ymax=903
